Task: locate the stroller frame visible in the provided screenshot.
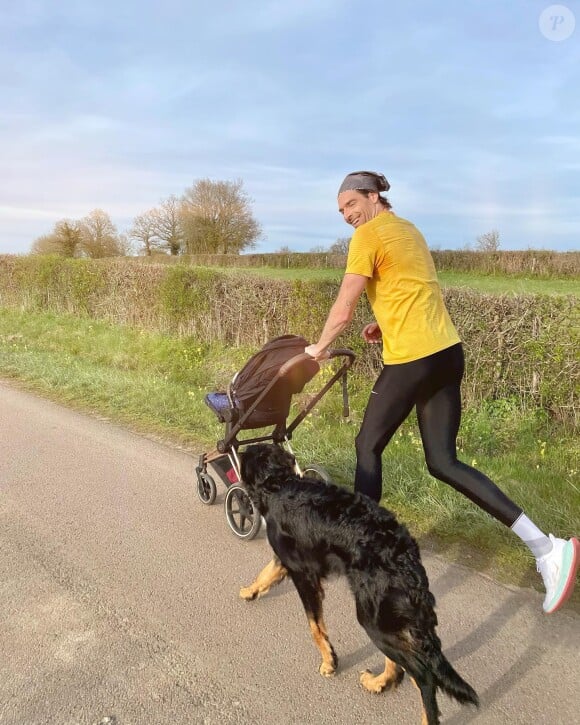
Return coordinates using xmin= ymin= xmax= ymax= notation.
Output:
xmin=196 ymin=348 xmax=355 ymax=540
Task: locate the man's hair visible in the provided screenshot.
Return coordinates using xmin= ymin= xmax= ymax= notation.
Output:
xmin=359 ymin=189 xmax=392 ymax=210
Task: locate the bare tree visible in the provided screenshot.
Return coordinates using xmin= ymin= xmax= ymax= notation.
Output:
xmin=475 ymin=229 xmax=501 ymax=253
xmin=156 ymin=195 xmax=184 ymax=255
xmin=181 ymin=178 xmax=261 ymax=254
xmin=328 ymin=237 xmax=351 ymax=254
xmin=31 ymin=219 xmax=83 ymax=256
xmin=79 ymin=209 xmax=124 ymax=258
xmin=129 ymin=209 xmax=162 ymax=256
xmin=31 ymin=233 xmax=61 ymax=255
xmin=116 ymin=232 xmax=134 ymax=256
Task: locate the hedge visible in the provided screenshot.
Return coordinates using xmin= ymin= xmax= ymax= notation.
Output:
xmin=0 ymin=255 xmax=577 ymax=426
xmin=131 ymin=250 xmax=580 ymax=278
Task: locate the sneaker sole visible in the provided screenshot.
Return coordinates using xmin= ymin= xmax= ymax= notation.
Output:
xmin=544 ymin=537 xmax=579 ymax=614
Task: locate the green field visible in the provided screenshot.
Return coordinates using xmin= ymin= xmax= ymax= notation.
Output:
xmin=0 ymin=306 xmax=578 ymax=608
xmin=222 ymin=266 xmax=579 ymax=295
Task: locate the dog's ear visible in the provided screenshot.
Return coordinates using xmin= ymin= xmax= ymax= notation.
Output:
xmin=239 ymin=447 xmax=253 ymax=485
xmin=240 ymin=444 xmax=269 ymax=487
xmin=286 ymin=451 xmax=297 ymax=472
xmin=270 ymin=445 xmax=297 ymax=475
xmin=241 ymin=443 xmax=299 ymax=488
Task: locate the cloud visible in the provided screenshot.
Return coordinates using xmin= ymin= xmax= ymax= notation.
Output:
xmin=0 ymin=1 xmax=578 ymax=254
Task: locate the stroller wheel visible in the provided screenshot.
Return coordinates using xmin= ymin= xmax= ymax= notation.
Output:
xmin=302 ymin=464 xmax=332 ymax=484
xmin=197 ymin=471 xmax=217 ymax=505
xmin=224 ymin=485 xmax=262 ymax=540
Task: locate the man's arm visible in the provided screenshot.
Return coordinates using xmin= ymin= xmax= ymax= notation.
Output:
xmin=305 ymin=273 xmax=368 ymax=360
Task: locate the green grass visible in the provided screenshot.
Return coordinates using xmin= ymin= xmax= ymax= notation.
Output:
xmin=0 ymin=307 xmax=578 ymax=605
xmin=221 ymin=266 xmax=579 ymax=295
xmin=0 ymin=309 xmax=252 ymax=445
xmin=438 ymin=270 xmax=579 ymax=295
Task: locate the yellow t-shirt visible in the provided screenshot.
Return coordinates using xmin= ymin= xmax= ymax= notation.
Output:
xmin=346 ymin=212 xmax=460 ymax=364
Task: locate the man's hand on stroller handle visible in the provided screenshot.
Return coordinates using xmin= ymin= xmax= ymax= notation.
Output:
xmin=305 ymin=344 xmax=330 ymax=362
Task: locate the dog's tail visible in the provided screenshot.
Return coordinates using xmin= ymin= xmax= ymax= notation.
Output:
xmin=432 ymin=649 xmax=479 ymax=708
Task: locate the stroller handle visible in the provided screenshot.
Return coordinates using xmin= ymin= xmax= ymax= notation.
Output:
xmin=328 ymin=348 xmax=356 ymax=363
xmin=217 ymin=346 xmax=356 ymax=452
xmin=279 ymin=348 xmax=355 ymax=377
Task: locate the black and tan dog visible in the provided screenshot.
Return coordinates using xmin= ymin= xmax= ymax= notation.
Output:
xmin=239 ymin=444 xmax=479 ymax=725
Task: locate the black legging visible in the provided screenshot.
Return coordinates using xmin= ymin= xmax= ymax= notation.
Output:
xmin=354 ymin=343 xmax=522 ymax=527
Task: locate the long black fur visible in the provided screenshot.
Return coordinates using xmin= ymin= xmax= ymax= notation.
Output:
xmin=241 ymin=444 xmax=479 ymax=725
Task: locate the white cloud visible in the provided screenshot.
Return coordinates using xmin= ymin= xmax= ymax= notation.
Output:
xmin=0 ymin=1 xmax=578 ymax=254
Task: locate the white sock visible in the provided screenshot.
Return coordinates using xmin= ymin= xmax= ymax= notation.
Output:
xmin=511 ymin=513 xmax=552 ymax=558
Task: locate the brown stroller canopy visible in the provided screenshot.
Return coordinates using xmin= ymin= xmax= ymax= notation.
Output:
xmin=231 ymin=335 xmax=319 ymax=426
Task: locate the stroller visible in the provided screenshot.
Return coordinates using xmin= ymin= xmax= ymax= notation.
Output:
xmin=196 ymin=335 xmax=355 ymax=540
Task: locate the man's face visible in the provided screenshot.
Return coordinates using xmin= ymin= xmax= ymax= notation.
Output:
xmin=337 ymin=190 xmax=379 ymax=228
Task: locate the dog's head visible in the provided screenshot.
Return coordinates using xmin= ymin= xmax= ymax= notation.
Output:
xmin=240 ymin=443 xmax=296 ymax=496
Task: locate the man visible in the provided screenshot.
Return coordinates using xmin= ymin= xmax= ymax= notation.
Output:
xmin=304 ymin=170 xmax=578 ymax=614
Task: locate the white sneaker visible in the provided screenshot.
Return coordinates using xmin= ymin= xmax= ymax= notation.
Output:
xmin=536 ymin=534 xmax=579 ymax=614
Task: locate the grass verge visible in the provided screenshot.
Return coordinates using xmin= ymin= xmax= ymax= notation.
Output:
xmin=1 ymin=307 xmax=578 ymax=609
xmin=221 ymin=265 xmax=579 ymax=295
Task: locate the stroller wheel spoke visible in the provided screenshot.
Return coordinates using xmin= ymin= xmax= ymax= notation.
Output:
xmin=224 ymin=485 xmax=262 ymax=540
xmin=196 ymin=471 xmax=217 ymax=505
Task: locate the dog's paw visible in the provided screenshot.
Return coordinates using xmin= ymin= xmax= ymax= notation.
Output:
xmin=239 ymin=585 xmax=259 ymax=601
xmin=359 ymin=670 xmax=387 ymax=693
xmin=319 ymin=661 xmax=336 ymax=677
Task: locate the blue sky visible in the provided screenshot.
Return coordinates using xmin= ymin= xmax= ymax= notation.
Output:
xmin=1 ymin=0 xmax=579 ymax=254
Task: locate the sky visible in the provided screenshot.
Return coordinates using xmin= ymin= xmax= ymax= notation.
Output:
xmin=1 ymin=0 xmax=579 ymax=255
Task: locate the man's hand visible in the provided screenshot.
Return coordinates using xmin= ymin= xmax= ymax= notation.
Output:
xmin=362 ymin=322 xmax=382 ymax=344
xmin=305 ymin=344 xmax=330 ymax=361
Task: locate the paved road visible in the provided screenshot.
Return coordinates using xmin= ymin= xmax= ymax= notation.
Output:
xmin=0 ymin=380 xmax=578 ymax=725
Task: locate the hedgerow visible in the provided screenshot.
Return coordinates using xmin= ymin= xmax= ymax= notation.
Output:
xmin=0 ymin=255 xmax=577 ymax=425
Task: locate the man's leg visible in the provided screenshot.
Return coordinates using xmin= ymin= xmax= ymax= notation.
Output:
xmin=354 ymin=365 xmax=419 ymax=501
xmin=416 ymin=345 xmax=578 ymax=613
